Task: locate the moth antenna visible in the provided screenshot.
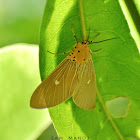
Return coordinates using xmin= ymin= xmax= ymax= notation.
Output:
xmin=72 ymin=24 xmax=78 ymax=43
xmin=87 ymin=27 xmax=90 ymax=41
xmin=89 ymin=33 xmax=100 ymax=44
xmin=92 ymin=37 xmax=118 ymax=43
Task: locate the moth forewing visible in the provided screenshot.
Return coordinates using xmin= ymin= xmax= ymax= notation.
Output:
xmin=30 ymin=57 xmax=79 ymax=109
xmin=73 ymin=59 xmax=96 ymax=110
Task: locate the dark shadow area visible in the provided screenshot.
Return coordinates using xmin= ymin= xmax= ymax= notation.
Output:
xmin=56 ymin=0 xmax=82 ymax=65
xmin=124 ymin=0 xmax=140 ymax=35
xmin=37 ymin=124 xmax=58 ymax=140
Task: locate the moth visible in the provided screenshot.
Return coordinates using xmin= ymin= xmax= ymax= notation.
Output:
xmin=30 ymin=26 xmax=112 ymax=110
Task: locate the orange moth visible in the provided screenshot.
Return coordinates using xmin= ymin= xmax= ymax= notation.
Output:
xmin=30 ymin=27 xmax=102 ymax=110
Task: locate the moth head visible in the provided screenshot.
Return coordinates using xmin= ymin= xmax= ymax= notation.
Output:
xmin=81 ymin=38 xmax=89 ymax=45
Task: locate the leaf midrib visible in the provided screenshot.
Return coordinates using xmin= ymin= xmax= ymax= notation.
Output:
xmin=78 ymin=0 xmax=124 ymax=139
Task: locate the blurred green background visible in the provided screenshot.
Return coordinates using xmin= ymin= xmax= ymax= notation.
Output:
xmin=0 ymin=0 xmax=139 ymax=140
xmin=0 ymin=0 xmax=57 ymax=139
xmin=0 ymin=0 xmax=45 ymax=47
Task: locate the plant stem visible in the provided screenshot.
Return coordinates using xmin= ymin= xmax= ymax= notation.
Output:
xmin=96 ymin=88 xmax=124 ymax=140
xmin=79 ymin=0 xmax=86 ymax=39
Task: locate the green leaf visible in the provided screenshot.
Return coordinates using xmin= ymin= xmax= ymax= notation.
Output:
xmin=39 ymin=0 xmax=140 ymax=139
xmin=0 ymin=44 xmax=51 ymax=140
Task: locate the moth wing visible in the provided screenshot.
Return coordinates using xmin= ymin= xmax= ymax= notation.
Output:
xmin=30 ymin=58 xmax=78 ymax=108
xmin=73 ymin=60 xmax=96 ymax=110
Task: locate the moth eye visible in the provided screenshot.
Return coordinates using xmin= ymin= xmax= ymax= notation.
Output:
xmin=72 ymin=53 xmax=73 ymax=54
xmin=78 ymin=50 xmax=80 ymax=52
xmin=75 ymin=47 xmax=76 ymax=48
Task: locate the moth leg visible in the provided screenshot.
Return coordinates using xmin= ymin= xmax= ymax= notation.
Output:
xmin=47 ymin=49 xmax=72 ymax=55
xmin=72 ymin=24 xmax=78 ymax=43
xmin=90 ymin=48 xmax=102 ymax=54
